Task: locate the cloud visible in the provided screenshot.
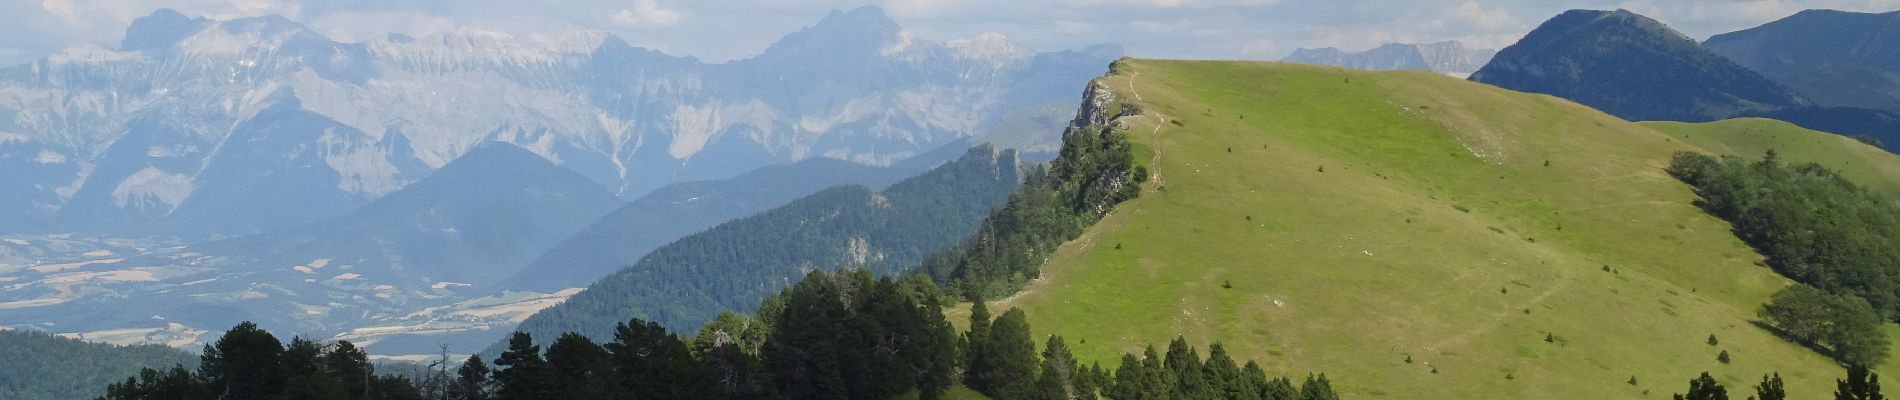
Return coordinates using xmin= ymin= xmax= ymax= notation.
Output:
xmin=611 ymin=0 xmax=683 ymax=29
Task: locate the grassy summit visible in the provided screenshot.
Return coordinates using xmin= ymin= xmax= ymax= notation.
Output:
xmin=972 ymin=59 xmax=1900 ymax=398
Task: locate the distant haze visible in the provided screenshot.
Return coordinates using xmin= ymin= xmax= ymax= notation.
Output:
xmin=5 ymin=1 xmax=1900 ymax=66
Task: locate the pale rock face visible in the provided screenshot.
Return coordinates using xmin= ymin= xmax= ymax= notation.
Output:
xmin=0 ymin=5 xmax=1113 ymax=234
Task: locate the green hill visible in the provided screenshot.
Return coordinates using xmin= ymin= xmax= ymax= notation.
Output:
xmin=0 ymin=329 xmax=197 ymax=400
xmin=1643 ymin=118 xmax=1900 ymax=198
xmin=976 ymin=59 xmax=1899 ymax=398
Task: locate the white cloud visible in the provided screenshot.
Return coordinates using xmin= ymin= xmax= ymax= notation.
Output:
xmin=610 ymin=0 xmax=682 ymax=29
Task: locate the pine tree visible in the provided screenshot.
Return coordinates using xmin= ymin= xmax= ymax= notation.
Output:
xmin=1164 ymin=336 xmax=1210 ymax=398
xmin=762 ymin=271 xmax=849 ymax=400
xmin=323 ymin=341 xmax=373 ymax=400
xmin=1298 ymin=373 xmax=1338 ymax=400
xmin=1108 ymin=353 xmax=1150 ymax=400
xmin=1203 ymin=344 xmax=1249 ymax=400
xmin=1237 ymin=361 xmax=1269 ymax=400
xmin=1756 ymin=373 xmax=1786 ymax=400
xmin=1262 ymin=377 xmax=1299 ymax=400
xmin=1836 ymin=365 xmax=1885 ymax=400
xmin=544 ymin=332 xmax=615 ymax=400
xmin=492 ymin=332 xmax=550 ymax=400
xmin=199 ymin=322 xmax=289 ymax=400
xmin=965 ymin=300 xmax=994 ymax=392
xmin=1718 ymin=350 xmax=1731 ymax=364
xmin=606 ymin=318 xmax=716 ymax=400
xmin=977 ymin=308 xmax=1040 ymax=400
xmin=451 ymin=356 xmax=491 ymax=400
xmin=1708 ymin=334 xmax=1720 ymax=346
xmin=1038 ymin=336 xmax=1080 ymax=400
xmin=1675 ymin=372 xmax=1729 ymax=400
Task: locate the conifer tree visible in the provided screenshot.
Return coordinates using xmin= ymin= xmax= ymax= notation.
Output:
xmin=1675 ymin=372 xmax=1728 ymax=400
xmin=1262 ymin=377 xmax=1299 ymax=400
xmin=544 ymin=332 xmax=615 ymax=400
xmin=606 ymin=318 xmax=715 ymax=400
xmin=1164 ymin=336 xmax=1210 ymax=398
xmin=199 ymin=322 xmax=289 ymax=400
xmin=1299 ymin=373 xmax=1338 ymax=400
xmin=1756 ymin=373 xmax=1785 ymax=400
xmin=492 ymin=332 xmax=550 ymax=400
xmin=451 ymin=356 xmax=491 ymax=400
xmin=323 ymin=341 xmax=372 ymax=400
xmin=1836 ymin=365 xmax=1885 ymax=400
xmin=1204 ymin=343 xmax=1245 ymax=400
xmin=1038 ymin=336 xmax=1080 ymax=400
xmin=977 ymin=308 xmax=1040 ymax=399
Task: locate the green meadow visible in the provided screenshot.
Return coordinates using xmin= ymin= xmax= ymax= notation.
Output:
xmin=961 ymin=60 xmax=1900 ymax=398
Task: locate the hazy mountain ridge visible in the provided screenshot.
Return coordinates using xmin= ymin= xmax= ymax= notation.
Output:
xmin=1705 ymin=9 xmax=1900 ymax=113
xmin=1284 ymin=41 xmax=1496 ymax=75
xmin=0 ymin=5 xmax=1114 ymax=234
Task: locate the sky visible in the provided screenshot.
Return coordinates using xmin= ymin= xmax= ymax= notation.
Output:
xmin=3 ymin=0 xmax=1899 ymax=66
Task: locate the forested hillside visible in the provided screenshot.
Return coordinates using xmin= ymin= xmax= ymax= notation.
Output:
xmin=504 ymin=145 xmax=1023 ymax=348
xmin=0 ymin=329 xmax=197 ymax=400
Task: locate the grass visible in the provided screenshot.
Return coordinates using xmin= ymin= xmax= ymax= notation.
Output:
xmin=1643 ymin=118 xmax=1900 ymax=198
xmin=954 ymin=60 xmax=1900 ymax=398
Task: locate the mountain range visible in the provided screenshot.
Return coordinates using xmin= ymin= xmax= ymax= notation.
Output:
xmin=0 ymin=6 xmax=1115 ymax=235
xmin=1282 ymin=41 xmax=1495 ymax=76
xmin=1705 ymin=9 xmax=1900 ymax=114
xmin=1470 ymin=9 xmax=1808 ymax=122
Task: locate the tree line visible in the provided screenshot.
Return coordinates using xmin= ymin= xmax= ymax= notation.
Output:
xmin=1667 ymin=151 xmax=1895 ymax=366
xmin=95 ymin=270 xmax=1334 ymax=400
xmin=1664 ymin=366 xmax=1881 ymax=400
xmin=922 ymin=124 xmax=1147 ymax=300
xmin=98 ymin=322 xmax=422 ymax=400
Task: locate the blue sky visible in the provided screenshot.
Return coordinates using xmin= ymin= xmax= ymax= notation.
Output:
xmin=4 ymin=0 xmax=1898 ymax=65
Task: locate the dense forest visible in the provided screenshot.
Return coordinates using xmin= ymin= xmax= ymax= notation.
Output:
xmin=95 ymin=270 xmax=1338 ymax=400
xmin=921 ymin=123 xmax=1146 ymax=299
xmin=505 ymin=145 xmax=1023 ymax=347
xmin=0 ymin=330 xmax=198 ymax=400
xmin=97 ymin=322 xmax=425 ymax=400
xmin=1668 ymin=150 xmax=1898 ymax=365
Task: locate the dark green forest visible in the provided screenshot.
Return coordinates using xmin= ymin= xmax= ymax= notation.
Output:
xmin=0 ymin=330 xmax=198 ymax=400
xmin=506 ymin=145 xmax=1024 ymax=346
xmin=1668 ymin=150 xmax=1899 ymax=366
xmin=95 ymin=271 xmax=1339 ymax=400
xmin=921 ymin=124 xmax=1145 ymax=299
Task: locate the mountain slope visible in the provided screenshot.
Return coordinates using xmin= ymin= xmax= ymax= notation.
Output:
xmin=1283 ymin=41 xmax=1495 ymax=75
xmin=986 ymin=60 xmax=1885 ymax=398
xmin=1705 ymin=9 xmax=1900 ymax=113
xmin=1643 ymin=118 xmax=1900 ymax=198
xmin=0 ymin=329 xmax=197 ymax=400
xmin=0 ymin=143 xmax=618 ymax=355
xmin=504 ymin=145 xmax=1021 ymax=350
xmin=1470 ymin=9 xmax=1807 ymax=122
xmin=500 ymin=139 xmax=973 ymax=292
xmin=200 ymin=142 xmax=619 ymax=288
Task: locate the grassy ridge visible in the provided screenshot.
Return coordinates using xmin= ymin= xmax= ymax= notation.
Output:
xmin=970 ymin=60 xmax=1899 ymax=398
xmin=1644 ymin=118 xmax=1900 ymax=198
